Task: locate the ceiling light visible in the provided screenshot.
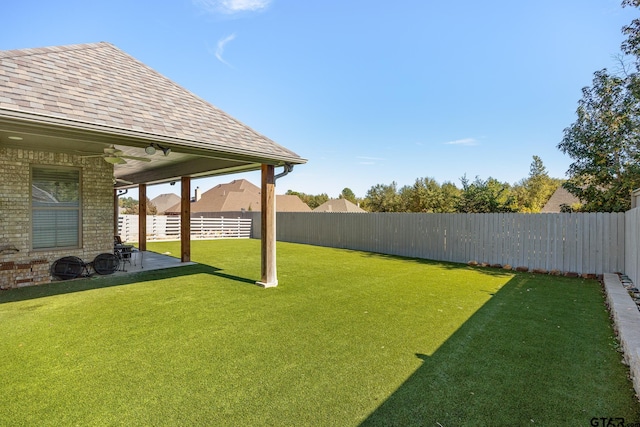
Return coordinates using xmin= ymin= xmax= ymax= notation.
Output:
xmin=145 ymin=143 xmax=170 ymax=156
xmin=8 ymin=136 xmax=23 ymax=140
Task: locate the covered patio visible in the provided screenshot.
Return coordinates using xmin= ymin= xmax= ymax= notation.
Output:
xmin=111 ymin=250 xmax=194 ymax=276
xmin=0 ymin=42 xmax=306 ymax=288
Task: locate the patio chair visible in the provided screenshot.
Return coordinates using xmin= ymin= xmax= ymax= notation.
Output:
xmin=114 ymin=235 xmax=142 ymax=271
xmin=92 ymin=253 xmax=120 ymax=275
xmin=51 ymin=256 xmax=90 ymax=280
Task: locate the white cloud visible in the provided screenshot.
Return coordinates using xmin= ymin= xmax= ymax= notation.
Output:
xmin=215 ymin=33 xmax=236 ymax=66
xmin=444 ymin=138 xmax=478 ymax=146
xmin=194 ymin=0 xmax=272 ymax=14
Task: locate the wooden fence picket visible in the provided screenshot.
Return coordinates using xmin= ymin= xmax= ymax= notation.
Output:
xmin=121 ymin=209 xmax=640 ymax=279
xmin=268 ymin=211 xmax=633 ymax=276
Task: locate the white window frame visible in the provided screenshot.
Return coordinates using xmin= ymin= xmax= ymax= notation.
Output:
xmin=30 ymin=165 xmax=82 ymax=250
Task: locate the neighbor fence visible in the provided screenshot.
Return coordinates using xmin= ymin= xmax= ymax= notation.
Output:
xmin=248 ymin=211 xmax=628 ymax=277
xmin=118 ymin=214 xmax=252 ymax=242
xmin=120 ymin=209 xmax=640 ymax=281
xmin=626 ymin=208 xmax=640 ymax=286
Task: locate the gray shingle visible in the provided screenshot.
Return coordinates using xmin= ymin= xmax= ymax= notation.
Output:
xmin=0 ymin=42 xmax=304 ymax=163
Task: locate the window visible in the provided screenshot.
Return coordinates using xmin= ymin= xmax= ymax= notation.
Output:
xmin=31 ymin=166 xmax=81 ymax=250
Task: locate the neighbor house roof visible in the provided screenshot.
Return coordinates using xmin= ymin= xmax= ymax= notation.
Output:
xmin=0 ymin=42 xmax=305 ymax=186
xmin=276 ymin=195 xmax=312 ymax=212
xmin=541 ymin=186 xmax=581 ymax=213
xmin=150 ymin=193 xmax=182 ymax=215
xmin=176 ymin=179 xmax=261 ymax=213
xmin=165 ymin=179 xmax=311 ymax=214
xmin=314 ymin=198 xmax=366 ymax=213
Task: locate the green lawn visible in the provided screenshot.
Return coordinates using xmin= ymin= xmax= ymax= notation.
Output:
xmin=1 ymin=239 xmax=638 ymax=426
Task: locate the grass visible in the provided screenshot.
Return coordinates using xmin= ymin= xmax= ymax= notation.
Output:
xmin=1 ymin=239 xmax=639 ymax=426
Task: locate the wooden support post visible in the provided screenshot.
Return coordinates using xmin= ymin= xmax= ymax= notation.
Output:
xmin=181 ymin=177 xmax=191 ymax=263
xmin=113 ymin=189 xmax=119 ymax=237
xmin=138 ymin=184 xmax=147 ymax=251
xmin=257 ymin=164 xmax=277 ymax=287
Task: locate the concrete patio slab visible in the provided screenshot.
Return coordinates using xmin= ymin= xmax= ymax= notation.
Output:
xmin=112 ymin=251 xmax=196 ymax=275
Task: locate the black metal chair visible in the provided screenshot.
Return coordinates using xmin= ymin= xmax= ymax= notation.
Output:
xmin=50 ymin=256 xmax=89 ymax=280
xmin=114 ymin=235 xmax=140 ymax=271
xmin=51 ymin=253 xmax=120 ymax=280
xmin=92 ymin=253 xmax=120 ymax=275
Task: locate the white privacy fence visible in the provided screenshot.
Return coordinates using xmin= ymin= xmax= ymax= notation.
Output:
xmin=626 ymin=208 xmax=640 ymax=286
xmin=251 ymin=212 xmax=629 ymax=276
xmin=118 ymin=215 xmax=252 ymax=242
xmin=121 ymin=210 xmax=640 ymax=279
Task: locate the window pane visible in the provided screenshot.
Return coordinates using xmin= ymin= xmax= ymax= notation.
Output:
xmin=32 ymin=167 xmax=81 ymax=249
xmin=32 ymin=210 xmax=79 ymax=249
xmin=32 ymin=168 xmax=79 ymax=206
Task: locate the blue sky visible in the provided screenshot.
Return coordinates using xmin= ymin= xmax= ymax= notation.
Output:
xmin=3 ymin=0 xmax=638 ymax=199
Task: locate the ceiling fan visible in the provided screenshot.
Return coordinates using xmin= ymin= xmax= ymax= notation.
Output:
xmin=83 ymin=145 xmax=152 ymax=164
xmin=113 ymin=177 xmax=133 ymax=185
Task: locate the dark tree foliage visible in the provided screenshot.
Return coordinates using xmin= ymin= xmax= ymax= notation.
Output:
xmin=622 ymin=0 xmax=640 ymax=62
xmin=455 ymin=175 xmax=516 ymax=213
xmin=119 ymin=196 xmax=157 ymax=215
xmin=558 ymin=1 xmax=640 ymax=212
xmin=558 ymin=70 xmax=640 ymax=212
xmin=296 ymin=158 xmax=559 ymax=213
xmin=398 ymin=177 xmax=460 ymax=213
xmin=339 ymin=188 xmax=357 ymax=204
xmin=362 ymin=182 xmax=401 ymax=212
xmin=512 ymin=156 xmax=562 ymax=212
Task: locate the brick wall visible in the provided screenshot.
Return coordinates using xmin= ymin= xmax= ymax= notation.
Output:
xmin=0 ymin=147 xmax=114 ymax=289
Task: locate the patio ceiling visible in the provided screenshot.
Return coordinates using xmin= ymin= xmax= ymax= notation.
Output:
xmin=0 ymin=119 xmax=276 ymax=188
xmin=0 ymin=42 xmax=306 ymax=188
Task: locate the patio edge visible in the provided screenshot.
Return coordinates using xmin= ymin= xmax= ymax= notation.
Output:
xmin=603 ymin=272 xmax=640 ymax=400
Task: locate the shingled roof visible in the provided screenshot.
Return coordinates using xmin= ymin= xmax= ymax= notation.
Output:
xmin=541 ymin=186 xmax=581 ymax=213
xmin=164 ymin=179 xmax=311 ymax=214
xmin=0 ymin=42 xmax=305 ymax=185
xmin=150 ymin=193 xmax=182 ymax=215
xmin=314 ymin=198 xmax=366 ymax=213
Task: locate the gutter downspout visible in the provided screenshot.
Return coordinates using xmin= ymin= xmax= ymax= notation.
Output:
xmin=114 ymin=189 xmax=128 ymax=237
xmin=274 ymin=163 xmax=294 ymax=183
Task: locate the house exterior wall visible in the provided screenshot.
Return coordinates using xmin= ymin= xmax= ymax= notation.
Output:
xmin=0 ymin=147 xmax=114 ymax=289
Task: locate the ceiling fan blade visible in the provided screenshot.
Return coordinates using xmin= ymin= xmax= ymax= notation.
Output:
xmin=103 ymin=156 xmax=127 ymax=164
xmin=119 ymin=155 xmax=152 ymax=162
xmin=114 ymin=177 xmax=133 ymax=185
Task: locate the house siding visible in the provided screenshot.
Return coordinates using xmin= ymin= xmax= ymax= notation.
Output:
xmin=0 ymin=147 xmax=114 ymax=289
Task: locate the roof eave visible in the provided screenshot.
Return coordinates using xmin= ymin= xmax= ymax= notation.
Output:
xmin=0 ymin=109 xmax=307 ymax=166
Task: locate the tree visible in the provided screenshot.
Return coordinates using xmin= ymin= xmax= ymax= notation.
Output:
xmin=400 ymin=177 xmax=460 ymax=213
xmin=362 ymin=182 xmax=401 ymax=212
xmin=512 ymin=156 xmax=561 ymax=212
xmin=405 ymin=177 xmax=440 ymax=212
xmin=438 ymin=182 xmax=461 ymax=213
xmin=456 ymin=175 xmax=515 ymax=213
xmin=118 ymin=196 xmax=137 ymax=214
xmin=558 ymin=69 xmax=640 ymax=212
xmin=622 ymin=0 xmax=640 ymax=63
xmin=118 ymin=196 xmax=157 ymax=215
xmin=557 ymin=1 xmax=640 ymax=212
xmin=339 ymin=188 xmax=357 ymax=204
